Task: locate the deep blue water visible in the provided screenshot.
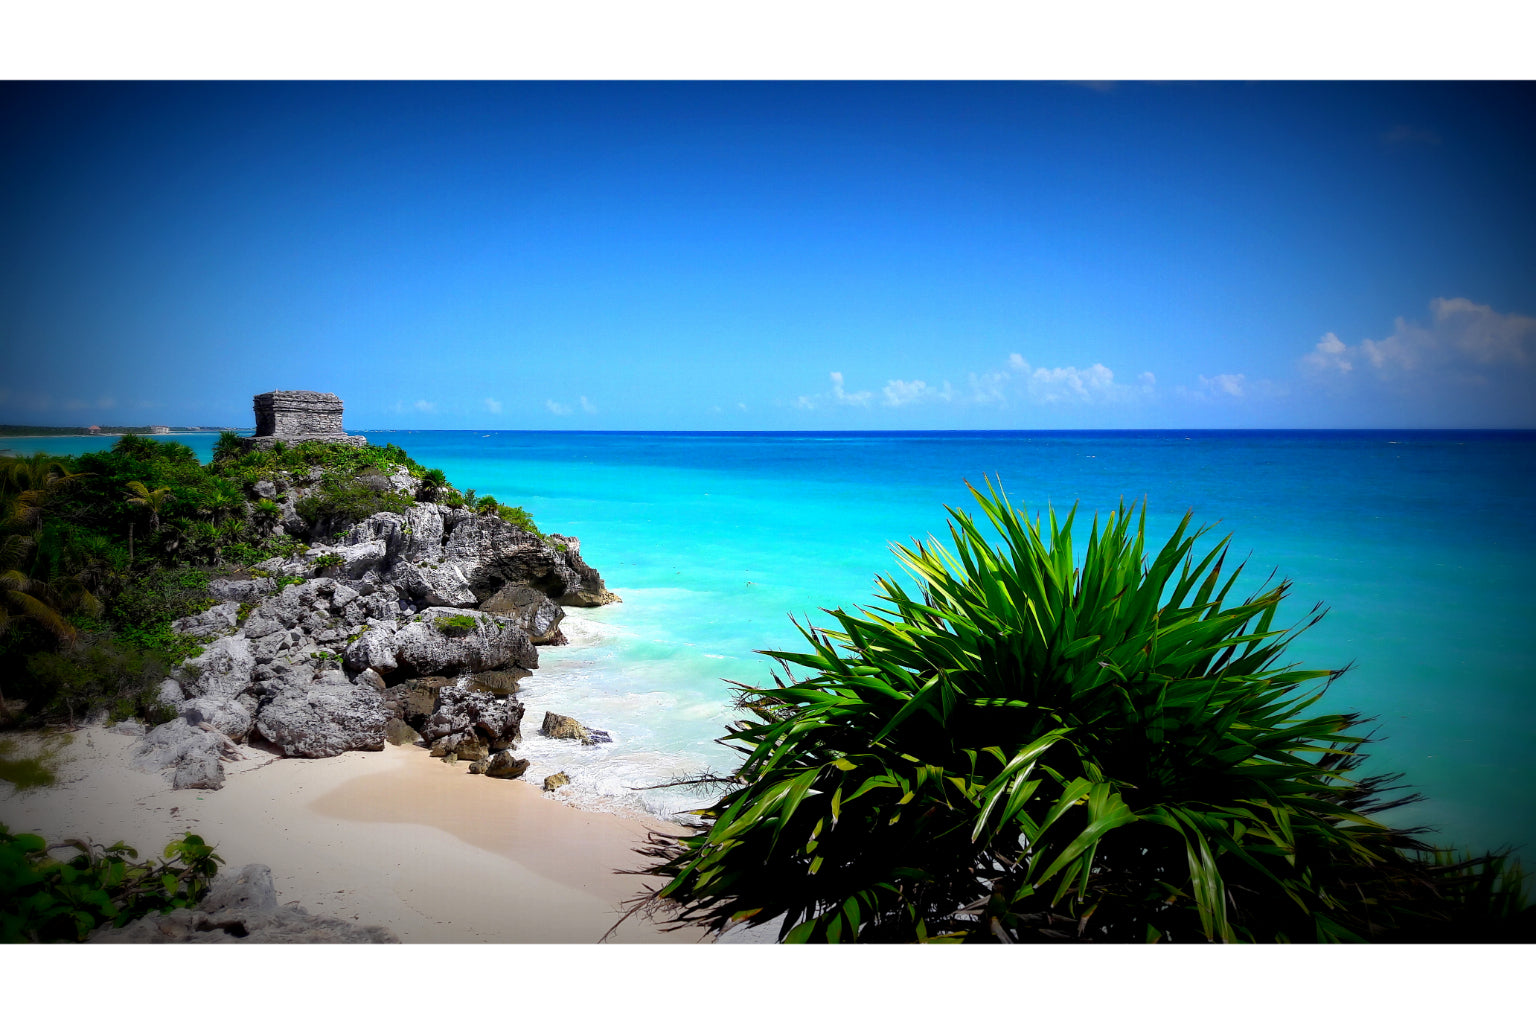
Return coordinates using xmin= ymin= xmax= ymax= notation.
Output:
xmin=12 ymin=429 xmax=1536 ymax=860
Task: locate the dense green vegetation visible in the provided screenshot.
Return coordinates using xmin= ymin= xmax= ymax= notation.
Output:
xmin=0 ymin=432 xmax=540 ymax=729
xmin=635 ymin=483 xmax=1532 ymax=943
xmin=0 ymin=825 xmax=222 ymax=942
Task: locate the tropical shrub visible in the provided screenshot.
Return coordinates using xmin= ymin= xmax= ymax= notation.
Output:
xmin=0 ymin=825 xmax=222 ymax=942
xmin=294 ymin=473 xmax=414 ymax=530
xmin=632 ymin=483 xmax=1532 ymax=943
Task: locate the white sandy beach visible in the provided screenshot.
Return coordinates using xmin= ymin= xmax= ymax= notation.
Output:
xmin=0 ymin=726 xmax=708 ymax=943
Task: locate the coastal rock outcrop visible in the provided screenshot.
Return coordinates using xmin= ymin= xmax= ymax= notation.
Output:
xmin=254 ymin=683 xmax=389 ymax=758
xmin=89 ymin=863 xmax=399 ymax=943
xmin=132 ymin=434 xmax=618 ymax=794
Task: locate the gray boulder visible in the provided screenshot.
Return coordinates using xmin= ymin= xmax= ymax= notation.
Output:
xmin=208 ymin=576 xmax=276 ymax=604
xmin=132 ymin=717 xmax=241 ymax=791
xmin=466 ymin=668 xmax=528 ymax=695
xmin=393 ymin=559 xmax=478 ymax=608
xmin=176 ymin=636 xmax=256 ymax=702
xmin=172 ymin=601 xmax=241 ymax=639
xmin=343 ymin=622 xmax=400 ymax=674
xmin=541 ymin=711 xmax=594 ymax=745
xmin=182 ymin=696 xmax=254 ymax=743
xmin=420 ymin=687 xmax=524 ymax=753
xmin=254 ymin=684 xmax=388 ymax=758
xmin=484 ymin=751 xmax=530 ymax=780
xmin=478 ymin=584 xmax=566 ymax=644
xmin=390 ymin=608 xmax=537 ymax=676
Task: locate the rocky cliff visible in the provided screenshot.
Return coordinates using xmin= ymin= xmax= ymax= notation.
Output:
xmin=131 ymin=453 xmax=619 ymax=790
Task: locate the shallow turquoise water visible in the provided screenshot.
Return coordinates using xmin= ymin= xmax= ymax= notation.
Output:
xmin=15 ymin=429 xmax=1536 ymax=859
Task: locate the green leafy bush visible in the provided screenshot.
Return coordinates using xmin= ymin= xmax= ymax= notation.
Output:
xmin=294 ymin=473 xmax=415 ymax=530
xmin=633 ymin=483 xmax=1533 ymax=943
xmin=312 ymin=553 xmax=344 ymax=570
xmin=25 ymin=636 xmax=177 ymax=726
xmin=0 ymin=825 xmax=222 ymax=942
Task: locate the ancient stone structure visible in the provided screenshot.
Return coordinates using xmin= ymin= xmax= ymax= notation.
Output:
xmin=243 ymin=390 xmax=365 ymax=450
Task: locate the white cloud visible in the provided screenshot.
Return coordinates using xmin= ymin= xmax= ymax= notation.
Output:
xmin=1026 ymin=362 xmax=1120 ymax=403
xmin=1303 ymin=332 xmax=1354 ymax=374
xmin=1198 ymin=372 xmax=1247 ymax=398
xmin=1433 ymin=297 xmax=1536 ymax=365
xmin=414 ymin=399 xmax=435 ymax=413
xmin=967 ymin=369 xmax=1009 ymax=405
xmin=484 ymin=398 xmax=502 ymax=415
xmin=829 ymin=371 xmax=872 ymax=406
xmin=546 ymin=400 xmax=571 ymax=416
xmin=737 ymin=402 xmax=748 ymax=412
xmin=579 ymin=395 xmax=596 ymax=414
xmin=795 ymin=356 xmax=1153 ymax=414
xmin=883 ymin=379 xmax=953 ymax=407
xmin=1304 ymin=299 xmax=1536 ymax=381
xmin=797 ymin=371 xmax=872 ymax=410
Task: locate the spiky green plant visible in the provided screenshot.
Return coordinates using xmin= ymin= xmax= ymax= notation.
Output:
xmin=630 ymin=483 xmax=1528 ymax=943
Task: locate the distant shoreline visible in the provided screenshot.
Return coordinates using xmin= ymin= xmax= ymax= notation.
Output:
xmin=0 ymin=429 xmax=245 ymax=440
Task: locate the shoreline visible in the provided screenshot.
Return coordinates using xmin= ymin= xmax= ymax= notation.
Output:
xmin=0 ymin=726 xmax=706 ymax=943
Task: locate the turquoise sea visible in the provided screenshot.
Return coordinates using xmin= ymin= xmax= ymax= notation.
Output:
xmin=9 ymin=429 xmax=1536 ymax=861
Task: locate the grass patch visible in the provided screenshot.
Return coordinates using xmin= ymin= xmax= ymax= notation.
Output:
xmin=434 ymin=614 xmax=478 ymax=637
xmin=0 ymin=735 xmax=72 ymax=792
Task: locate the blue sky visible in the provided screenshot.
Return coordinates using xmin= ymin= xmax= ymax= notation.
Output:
xmin=2 ymin=80 xmax=1533 ymax=430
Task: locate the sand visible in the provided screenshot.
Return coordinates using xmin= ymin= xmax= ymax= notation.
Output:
xmin=0 ymin=727 xmax=708 ymax=943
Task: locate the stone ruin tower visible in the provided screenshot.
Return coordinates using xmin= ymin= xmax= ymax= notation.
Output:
xmin=243 ymin=390 xmax=366 ymax=450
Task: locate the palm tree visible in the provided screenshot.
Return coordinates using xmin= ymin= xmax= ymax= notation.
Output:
xmin=0 ymin=534 xmax=76 ymax=646
xmin=124 ymin=481 xmax=172 ymax=535
xmin=418 ymin=467 xmax=449 ymax=501
xmin=4 ymin=456 xmax=89 ymax=530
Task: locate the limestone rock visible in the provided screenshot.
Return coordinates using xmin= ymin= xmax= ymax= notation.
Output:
xmin=108 ymin=718 xmax=146 ymax=737
xmin=208 ymin=576 xmax=276 ymax=604
xmin=172 ymin=601 xmax=241 ymax=639
xmin=356 ymin=667 xmax=386 ymax=690
xmin=466 ymin=668 xmax=528 ymax=695
xmin=132 ymin=717 xmax=241 ymax=791
xmin=543 ymin=772 xmax=570 ymax=792
xmin=454 ymin=736 xmax=489 ymax=762
xmin=176 ymin=636 xmax=256 ymax=703
xmin=384 ymin=719 xmax=422 ymax=746
xmin=484 ymin=751 xmax=530 ymax=780
xmin=541 ymin=711 xmax=593 ymax=745
xmin=478 ymin=583 xmax=567 ymax=644
xmin=420 ymin=687 xmax=524 ymax=752
xmin=467 ymin=756 xmax=490 ymax=775
xmin=254 ymin=684 xmax=388 ymax=758
xmin=157 ymin=678 xmax=184 ymax=706
xmin=182 ymin=696 xmax=253 ymax=743
xmin=390 ymin=608 xmax=537 ymax=676
xmin=343 ymin=622 xmax=400 ymax=674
